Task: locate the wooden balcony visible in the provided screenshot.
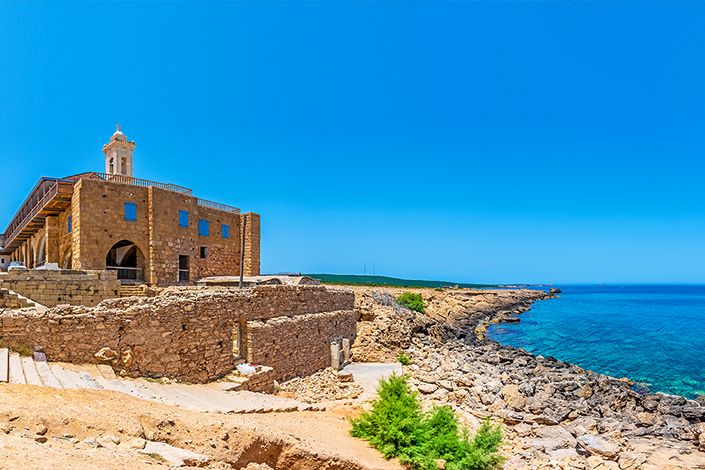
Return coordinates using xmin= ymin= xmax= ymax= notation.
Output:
xmin=1 ymin=178 xmax=75 ymax=253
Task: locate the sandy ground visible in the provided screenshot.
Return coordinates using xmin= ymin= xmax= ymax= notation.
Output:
xmin=0 ymin=383 xmax=402 ymax=470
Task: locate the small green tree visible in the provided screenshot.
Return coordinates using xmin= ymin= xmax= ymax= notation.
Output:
xmin=396 ymin=292 xmax=426 ymax=313
xmin=350 ymin=374 xmax=505 ymax=470
xmin=397 ymin=352 xmax=412 ymax=365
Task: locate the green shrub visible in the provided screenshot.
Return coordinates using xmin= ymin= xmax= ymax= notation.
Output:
xmin=396 ymin=293 xmax=426 ymax=313
xmin=398 ymin=352 xmax=412 ymax=366
xmin=350 ymin=374 xmax=505 ymax=470
xmin=0 ymin=340 xmax=33 ymax=357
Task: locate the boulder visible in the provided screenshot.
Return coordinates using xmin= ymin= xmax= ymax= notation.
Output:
xmin=575 ymin=384 xmax=594 ymax=399
xmin=502 ymin=384 xmax=527 ymax=411
xmin=617 ymin=453 xmax=647 ymax=470
xmin=418 ymin=383 xmax=438 ymax=394
xmin=577 ymin=434 xmax=621 ymax=460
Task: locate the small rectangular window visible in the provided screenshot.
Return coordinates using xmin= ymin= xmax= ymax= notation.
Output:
xmin=200 ymin=246 xmax=208 ymax=259
xmin=125 ymin=202 xmax=137 ymax=221
xmin=222 ymin=224 xmax=229 ymax=239
xmin=68 ymin=215 xmax=72 ymax=233
xmin=179 ymin=210 xmax=189 ymax=228
xmin=199 ymin=219 xmax=209 ymax=237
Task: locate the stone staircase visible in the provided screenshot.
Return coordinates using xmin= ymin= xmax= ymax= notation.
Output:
xmin=119 ymin=285 xmax=147 ymax=298
xmin=0 ymin=288 xmax=36 ymax=309
xmin=0 ymin=349 xmax=323 ymax=413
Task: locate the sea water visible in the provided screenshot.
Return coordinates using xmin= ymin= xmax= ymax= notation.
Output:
xmin=487 ymin=285 xmax=705 ymax=399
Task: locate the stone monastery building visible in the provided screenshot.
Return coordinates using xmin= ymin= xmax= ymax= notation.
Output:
xmin=0 ymin=127 xmax=260 ymax=286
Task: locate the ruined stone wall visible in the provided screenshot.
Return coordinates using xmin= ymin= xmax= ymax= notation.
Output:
xmin=0 ymin=285 xmax=354 ymax=383
xmin=0 ymin=270 xmax=121 ymax=307
xmin=241 ymin=212 xmax=260 ymax=276
xmin=246 ymin=310 xmax=357 ymax=382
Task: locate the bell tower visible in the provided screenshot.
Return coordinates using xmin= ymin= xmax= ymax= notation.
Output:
xmin=103 ymin=125 xmax=136 ymax=176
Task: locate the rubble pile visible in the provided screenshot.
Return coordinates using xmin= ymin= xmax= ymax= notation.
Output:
xmin=277 ymin=368 xmax=363 ymax=403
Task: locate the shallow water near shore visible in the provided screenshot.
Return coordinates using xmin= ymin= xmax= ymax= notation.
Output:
xmin=487 ymin=284 xmax=705 ymax=399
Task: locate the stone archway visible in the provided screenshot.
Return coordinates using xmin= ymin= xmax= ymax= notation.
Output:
xmin=106 ymin=240 xmax=145 ymax=282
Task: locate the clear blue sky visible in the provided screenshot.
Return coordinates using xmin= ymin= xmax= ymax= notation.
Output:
xmin=1 ymin=3 xmax=704 ymax=284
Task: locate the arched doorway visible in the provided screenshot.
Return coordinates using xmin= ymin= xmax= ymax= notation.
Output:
xmin=106 ymin=240 xmax=145 ymax=282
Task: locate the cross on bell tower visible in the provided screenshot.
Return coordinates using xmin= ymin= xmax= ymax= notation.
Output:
xmin=103 ymin=125 xmax=136 ymax=176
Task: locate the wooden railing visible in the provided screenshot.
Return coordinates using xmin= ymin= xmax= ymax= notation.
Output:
xmin=2 ymin=178 xmax=71 ymax=248
xmin=106 ymin=266 xmax=144 ymax=281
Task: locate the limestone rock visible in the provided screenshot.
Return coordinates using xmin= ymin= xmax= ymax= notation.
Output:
xmin=95 ymin=347 xmax=118 ymax=362
xmin=617 ymin=452 xmax=647 ymax=470
xmin=577 ymin=434 xmax=621 ymax=460
xmin=418 ymin=383 xmax=439 ymax=394
xmin=575 ymin=384 xmax=594 ymax=399
xmin=125 ymin=438 xmax=146 ymax=449
xmin=502 ymin=384 xmax=527 ymax=411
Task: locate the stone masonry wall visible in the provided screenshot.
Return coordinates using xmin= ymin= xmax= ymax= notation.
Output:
xmin=0 ymin=270 xmax=121 ymax=307
xmin=246 ymin=309 xmax=357 ymax=382
xmin=241 ymin=212 xmax=260 ymax=276
xmin=0 ymin=285 xmax=354 ymax=383
xmin=73 ymin=179 xmax=152 ymax=273
xmin=148 ymin=187 xmax=242 ymax=286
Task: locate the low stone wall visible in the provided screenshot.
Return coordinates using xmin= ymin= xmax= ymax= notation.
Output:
xmin=246 ymin=310 xmax=357 ymax=382
xmin=0 ymin=270 xmax=121 ymax=307
xmin=0 ymin=285 xmax=355 ymax=383
xmin=0 ymin=289 xmax=35 ymax=309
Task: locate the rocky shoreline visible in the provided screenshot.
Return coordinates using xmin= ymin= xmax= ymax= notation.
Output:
xmin=351 ymin=286 xmax=705 ymax=470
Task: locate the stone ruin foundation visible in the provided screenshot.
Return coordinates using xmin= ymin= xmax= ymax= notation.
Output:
xmin=0 ymin=285 xmax=356 ymax=385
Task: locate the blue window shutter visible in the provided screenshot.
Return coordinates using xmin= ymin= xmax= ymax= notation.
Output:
xmin=125 ymin=202 xmax=137 ymax=221
xmin=179 ymin=210 xmax=189 ymax=227
xmin=68 ymin=215 xmax=72 ymax=233
xmin=222 ymin=224 xmax=229 ymax=239
xmin=199 ymin=219 xmax=209 ymax=237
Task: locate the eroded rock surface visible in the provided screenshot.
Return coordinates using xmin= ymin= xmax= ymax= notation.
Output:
xmin=352 ymin=286 xmax=705 ymax=470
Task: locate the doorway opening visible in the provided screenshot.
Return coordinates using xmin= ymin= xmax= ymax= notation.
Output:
xmin=178 ymin=255 xmax=189 ymax=282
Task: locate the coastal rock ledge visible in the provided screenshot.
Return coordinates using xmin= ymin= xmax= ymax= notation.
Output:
xmin=351 ymin=286 xmax=705 ymax=470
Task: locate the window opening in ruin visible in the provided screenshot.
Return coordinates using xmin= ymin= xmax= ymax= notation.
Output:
xmin=179 ymin=210 xmax=189 ymax=228
xmin=200 ymin=246 xmax=208 ymax=259
xmin=222 ymin=224 xmax=229 ymax=239
xmin=199 ymin=219 xmax=209 ymax=237
xmin=67 ymin=215 xmax=72 ymax=233
xmin=124 ymin=202 xmax=137 ymax=221
xmin=232 ymin=323 xmax=244 ymax=359
xmin=106 ymin=240 xmax=144 ymax=282
xmin=178 ymin=255 xmax=189 ymax=282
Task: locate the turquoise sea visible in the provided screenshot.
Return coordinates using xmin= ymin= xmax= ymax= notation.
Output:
xmin=487 ymin=285 xmax=705 ymax=399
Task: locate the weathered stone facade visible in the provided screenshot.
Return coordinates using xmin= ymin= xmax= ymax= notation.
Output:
xmin=0 ymin=286 xmax=355 ymax=383
xmin=0 ymin=270 xmax=121 ymax=307
xmin=1 ymin=128 xmax=261 ymax=286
